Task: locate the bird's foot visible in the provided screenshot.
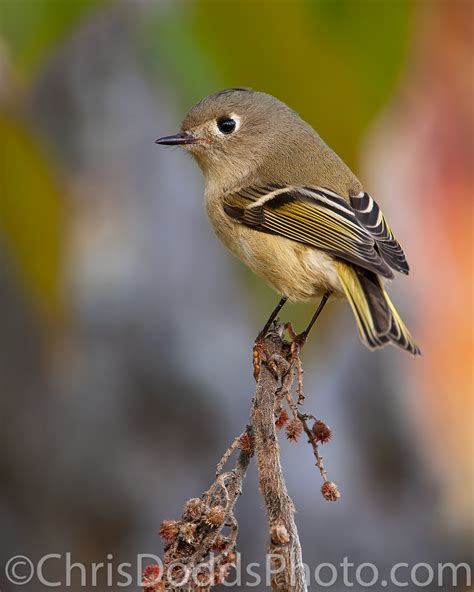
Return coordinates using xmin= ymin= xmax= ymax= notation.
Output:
xmin=252 ymin=321 xmax=284 ymax=381
xmin=252 ymin=340 xmax=265 ymax=381
xmin=253 ymin=339 xmax=279 ymax=382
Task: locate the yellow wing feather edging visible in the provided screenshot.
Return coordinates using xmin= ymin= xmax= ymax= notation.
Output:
xmin=223 ymin=187 xmax=394 ymax=278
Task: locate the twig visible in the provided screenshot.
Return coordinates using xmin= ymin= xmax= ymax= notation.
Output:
xmin=216 ymin=431 xmax=246 ymax=476
xmin=146 ymin=322 xmax=339 ymax=592
xmin=298 ymin=412 xmax=328 ymax=482
xmin=152 ymin=427 xmax=254 ymax=591
xmin=252 ymin=328 xmax=307 ymax=592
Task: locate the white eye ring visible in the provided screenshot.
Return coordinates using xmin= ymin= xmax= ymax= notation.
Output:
xmin=215 ymin=113 xmax=241 ymax=135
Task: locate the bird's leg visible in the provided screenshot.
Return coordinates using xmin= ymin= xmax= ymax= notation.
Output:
xmin=285 ymin=291 xmax=331 ymax=402
xmin=298 ymin=291 xmax=331 ymax=346
xmin=255 ymin=296 xmax=288 ymax=342
xmin=285 ymin=291 xmax=331 ymax=350
xmin=253 ymin=296 xmax=288 ymax=380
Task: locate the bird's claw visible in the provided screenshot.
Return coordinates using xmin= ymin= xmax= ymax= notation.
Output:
xmin=253 ymin=340 xmax=279 ymax=381
xmin=253 ymin=341 xmax=264 ymax=381
xmin=284 ymin=323 xmax=307 ymax=353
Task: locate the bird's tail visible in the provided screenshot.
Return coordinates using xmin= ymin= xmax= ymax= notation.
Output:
xmin=335 ymin=261 xmax=421 ymax=355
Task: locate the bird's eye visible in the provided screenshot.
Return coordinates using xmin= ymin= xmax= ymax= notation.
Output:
xmin=217 ymin=117 xmax=237 ymax=134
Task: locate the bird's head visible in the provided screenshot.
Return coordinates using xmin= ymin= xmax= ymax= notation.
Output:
xmin=156 ymin=88 xmax=304 ymax=189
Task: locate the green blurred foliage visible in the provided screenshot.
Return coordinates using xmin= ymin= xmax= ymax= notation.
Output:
xmin=0 ymin=0 xmax=103 ymax=79
xmin=0 ymin=114 xmax=63 ymax=316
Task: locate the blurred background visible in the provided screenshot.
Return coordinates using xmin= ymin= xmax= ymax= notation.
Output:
xmin=0 ymin=0 xmax=472 ymax=590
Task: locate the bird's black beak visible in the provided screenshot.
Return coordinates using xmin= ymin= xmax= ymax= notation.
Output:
xmin=155 ymin=131 xmax=197 ymax=146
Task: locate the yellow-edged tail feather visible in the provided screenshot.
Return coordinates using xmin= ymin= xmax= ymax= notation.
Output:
xmin=335 ymin=261 xmax=421 ymax=355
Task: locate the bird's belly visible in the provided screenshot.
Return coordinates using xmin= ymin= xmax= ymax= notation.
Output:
xmin=216 ymin=219 xmax=341 ymax=301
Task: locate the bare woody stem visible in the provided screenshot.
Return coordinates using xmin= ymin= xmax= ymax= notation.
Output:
xmin=152 ymin=323 xmax=339 ymax=591
xmin=252 ymin=331 xmax=307 ymax=592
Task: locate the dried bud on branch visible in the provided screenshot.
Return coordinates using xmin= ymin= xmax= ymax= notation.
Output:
xmin=205 ymin=505 xmax=226 ymax=527
xmin=179 ymin=522 xmax=197 ymax=544
xmin=212 ymin=534 xmax=228 ymax=552
xmin=275 ymin=408 xmax=289 ymax=429
xmin=158 ymin=520 xmax=179 ymax=545
xmin=184 ymin=497 xmax=204 ymax=520
xmin=312 ymin=420 xmax=332 ymax=444
xmin=321 ymin=480 xmax=341 ymax=502
xmin=142 ymin=564 xmax=162 ymax=592
xmin=286 ymin=418 xmax=303 ymax=442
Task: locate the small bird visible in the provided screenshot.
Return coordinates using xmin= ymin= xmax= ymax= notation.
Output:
xmin=156 ymin=88 xmax=420 ymax=365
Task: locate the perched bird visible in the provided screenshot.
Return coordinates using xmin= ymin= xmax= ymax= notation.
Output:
xmin=156 ymin=88 xmax=420 ymax=363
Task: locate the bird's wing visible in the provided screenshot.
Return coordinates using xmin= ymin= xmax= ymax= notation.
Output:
xmin=223 ymin=185 xmax=404 ymax=279
xmin=349 ymin=192 xmax=409 ymax=275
